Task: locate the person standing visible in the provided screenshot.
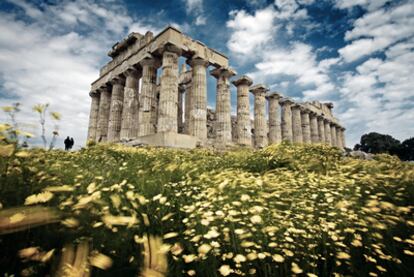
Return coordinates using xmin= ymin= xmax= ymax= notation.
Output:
xmin=64 ymin=136 xmax=70 ymax=151
xmin=69 ymin=137 xmax=74 ymax=150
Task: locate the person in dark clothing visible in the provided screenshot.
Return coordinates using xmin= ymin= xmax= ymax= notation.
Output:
xmin=64 ymin=136 xmax=71 ymax=151
xmin=69 ymin=137 xmax=74 ymax=150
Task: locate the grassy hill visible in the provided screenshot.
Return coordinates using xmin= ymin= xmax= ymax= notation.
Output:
xmin=0 ymin=142 xmax=413 ymax=276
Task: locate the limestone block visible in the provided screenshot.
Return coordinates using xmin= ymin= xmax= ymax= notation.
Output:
xmin=158 ymin=45 xmax=181 ymax=133
xmin=188 ymin=56 xmax=209 ymax=142
xmin=211 ymin=67 xmax=236 ymax=145
xmin=87 ymin=91 xmax=100 ymax=142
xmin=120 ymin=67 xmax=141 ymax=141
xmin=300 ymin=107 xmax=311 ymax=144
xmin=107 ymin=76 xmax=126 ymax=142
xmin=250 ymin=84 xmax=268 ymax=148
xmin=291 ymin=104 xmax=303 ymax=144
xmin=309 ymin=112 xmax=319 ymax=144
xmin=138 ymin=55 xmax=159 ymax=136
xmin=95 ymin=85 xmax=112 ymax=142
xmin=232 ymin=75 xmax=253 ymax=146
xmin=267 ymin=92 xmax=282 ymax=144
xmin=280 ymin=98 xmax=294 ymax=142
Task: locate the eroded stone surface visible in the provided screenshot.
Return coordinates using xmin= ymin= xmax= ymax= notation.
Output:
xmin=88 ymin=26 xmax=346 ymax=149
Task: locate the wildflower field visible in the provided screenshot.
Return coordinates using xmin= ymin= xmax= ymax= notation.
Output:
xmin=0 ymin=142 xmax=413 ymax=276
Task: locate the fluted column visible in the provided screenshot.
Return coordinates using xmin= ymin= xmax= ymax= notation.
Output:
xmin=280 ymin=99 xmax=293 ymax=142
xmin=232 ymin=75 xmax=253 ymax=146
xmin=268 ymin=92 xmax=282 ymax=144
xmin=309 ymin=112 xmax=319 ymax=143
xmin=158 ymin=45 xmax=181 ymax=133
xmin=87 ymin=91 xmax=100 ymax=142
xmin=335 ymin=126 xmax=343 ymax=149
xmin=138 ymin=55 xmax=159 ymax=136
xmin=96 ymin=85 xmax=111 ymax=142
xmin=324 ymin=119 xmax=332 ymax=145
xmin=317 ymin=115 xmax=325 ymax=144
xmin=340 ymin=127 xmax=346 ymax=148
xmin=292 ymin=104 xmax=303 ymax=144
xmin=184 ymin=82 xmax=192 ymax=134
xmin=301 ymin=108 xmax=311 ymax=144
xmin=107 ymin=76 xmax=125 ymax=142
xmin=120 ymin=67 xmax=141 ymax=141
xmin=211 ymin=67 xmax=236 ymax=144
xmin=330 ymin=124 xmax=337 ymax=147
xmin=250 ymin=84 xmax=268 ymax=148
xmin=178 ymin=85 xmax=185 ymax=133
xmin=189 ymin=56 xmax=209 ymax=141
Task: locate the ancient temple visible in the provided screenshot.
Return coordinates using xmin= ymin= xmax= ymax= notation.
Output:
xmin=87 ymin=26 xmax=346 ymax=149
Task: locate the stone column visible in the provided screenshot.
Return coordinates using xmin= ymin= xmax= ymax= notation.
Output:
xmin=267 ymin=92 xmax=282 ymax=144
xmin=107 ymin=76 xmax=125 ymax=142
xmin=184 ymin=82 xmax=192 ymax=134
xmin=232 ymin=75 xmax=253 ymax=146
xmin=291 ymin=104 xmax=303 ymax=144
xmin=324 ymin=119 xmax=332 ymax=145
xmin=158 ymin=45 xmax=181 ymax=133
xmin=189 ymin=56 xmax=209 ymax=141
xmin=211 ymin=67 xmax=236 ymax=144
xmin=309 ymin=112 xmax=319 ymax=144
xmin=250 ymin=84 xmax=268 ymax=148
xmin=340 ymin=127 xmax=346 ymax=148
xmin=280 ymin=98 xmax=293 ymax=142
xmin=120 ymin=66 xmax=141 ymax=141
xmin=317 ymin=115 xmax=325 ymax=144
xmin=87 ymin=91 xmax=100 ymax=142
xmin=330 ymin=123 xmax=337 ymax=147
xmin=178 ymin=85 xmax=185 ymax=133
xmin=138 ymin=55 xmax=159 ymax=136
xmin=96 ymin=85 xmax=111 ymax=142
xmin=301 ymin=107 xmax=311 ymax=144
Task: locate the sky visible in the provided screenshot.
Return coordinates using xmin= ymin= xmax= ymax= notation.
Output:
xmin=0 ymin=0 xmax=413 ymax=149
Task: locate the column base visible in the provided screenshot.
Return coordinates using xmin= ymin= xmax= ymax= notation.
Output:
xmin=126 ymin=132 xmax=198 ymax=149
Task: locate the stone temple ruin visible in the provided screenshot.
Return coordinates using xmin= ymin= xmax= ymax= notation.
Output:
xmin=87 ymin=26 xmax=346 ymax=149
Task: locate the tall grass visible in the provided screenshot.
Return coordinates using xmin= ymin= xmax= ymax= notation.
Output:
xmin=0 ymin=142 xmax=413 ymax=276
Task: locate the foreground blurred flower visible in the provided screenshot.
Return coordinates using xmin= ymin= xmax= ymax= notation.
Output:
xmin=0 ymin=206 xmax=60 ymax=235
xmin=24 ymin=192 xmax=54 ymax=205
xmin=218 ymin=265 xmax=233 ymax=276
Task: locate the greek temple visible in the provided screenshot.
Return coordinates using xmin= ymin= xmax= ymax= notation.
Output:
xmin=87 ymin=26 xmax=346 ymax=149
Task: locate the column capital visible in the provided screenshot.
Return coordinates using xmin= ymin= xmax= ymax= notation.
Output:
xmin=210 ymin=66 xmax=237 ymax=79
xmin=249 ymin=84 xmax=268 ymax=95
xmin=97 ymin=84 xmax=111 ymax=93
xmin=158 ymin=43 xmax=182 ymax=55
xmin=323 ymin=118 xmax=331 ymax=124
xmin=89 ymin=90 xmax=100 ymax=97
xmin=232 ymin=75 xmax=253 ymax=86
xmin=279 ymin=98 xmax=294 ymax=106
xmin=299 ymin=106 xmax=310 ymax=113
xmin=110 ymin=76 xmax=125 ymax=85
xmin=123 ymin=66 xmax=141 ymax=78
xmin=139 ymin=53 xmax=161 ymax=67
xmin=188 ymin=55 xmax=209 ymax=67
xmin=316 ymin=114 xmax=324 ymax=120
xmin=266 ymin=92 xmax=282 ymax=100
xmin=291 ymin=103 xmax=302 ymax=109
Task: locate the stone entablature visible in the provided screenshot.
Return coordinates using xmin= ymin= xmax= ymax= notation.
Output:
xmin=87 ymin=26 xmax=346 ymax=149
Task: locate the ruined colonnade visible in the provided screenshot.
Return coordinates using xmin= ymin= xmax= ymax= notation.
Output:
xmin=87 ymin=27 xmax=346 ymax=149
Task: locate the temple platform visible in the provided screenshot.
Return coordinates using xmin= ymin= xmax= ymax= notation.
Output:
xmin=125 ymin=132 xmax=198 ymax=149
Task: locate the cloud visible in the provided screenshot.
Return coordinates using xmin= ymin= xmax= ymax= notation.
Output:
xmin=195 ymin=15 xmax=206 ymax=26
xmin=226 ymin=6 xmax=277 ymax=56
xmin=0 ymin=0 xmax=160 ymax=148
xmin=184 ymin=0 xmax=203 ymax=14
xmin=337 ymin=37 xmax=414 ymax=145
xmin=338 ymin=2 xmax=414 ymax=62
xmin=334 ymin=0 xmax=390 ymax=11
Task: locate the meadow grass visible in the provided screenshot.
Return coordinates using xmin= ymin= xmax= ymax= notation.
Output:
xmin=0 ymin=142 xmax=413 ymax=276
